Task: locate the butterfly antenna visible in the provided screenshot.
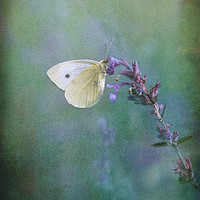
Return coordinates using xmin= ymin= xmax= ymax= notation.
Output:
xmin=106 ymin=37 xmax=114 ymax=57
xmin=104 ymin=43 xmax=107 ymax=60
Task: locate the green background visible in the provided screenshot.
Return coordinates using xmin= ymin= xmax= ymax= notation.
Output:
xmin=1 ymin=0 xmax=200 ymax=199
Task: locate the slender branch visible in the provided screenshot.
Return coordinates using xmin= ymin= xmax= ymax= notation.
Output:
xmin=146 ymin=93 xmax=166 ymax=128
xmin=146 ymin=91 xmax=200 ymax=190
xmin=174 ymin=146 xmax=188 ymax=169
xmin=191 ymin=179 xmax=200 ymax=190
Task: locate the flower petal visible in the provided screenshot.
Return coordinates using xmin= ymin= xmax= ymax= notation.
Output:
xmin=109 ymin=93 xmax=117 ymax=103
xmin=106 ymin=57 xmax=123 ymax=75
xmin=107 ymin=82 xmax=128 ymax=103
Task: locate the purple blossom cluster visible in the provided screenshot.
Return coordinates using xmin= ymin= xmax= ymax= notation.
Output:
xmin=157 ymin=123 xmax=179 ymax=144
xmin=106 ymin=57 xmax=162 ymax=107
xmin=175 ymin=156 xmax=194 ymax=183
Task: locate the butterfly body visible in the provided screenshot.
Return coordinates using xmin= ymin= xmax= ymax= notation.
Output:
xmin=47 ymin=59 xmax=108 ymax=108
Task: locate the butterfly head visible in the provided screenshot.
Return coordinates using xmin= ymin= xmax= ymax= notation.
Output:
xmin=99 ymin=59 xmax=108 ymax=74
xmin=101 ymin=58 xmax=108 ymax=64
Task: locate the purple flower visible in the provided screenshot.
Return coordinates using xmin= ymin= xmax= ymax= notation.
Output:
xmin=106 ymin=58 xmax=159 ymax=106
xmin=107 ymin=82 xmax=128 ymax=103
xmin=157 ymin=123 xmax=173 ymax=143
xmin=149 ymin=81 xmax=161 ymax=102
xmin=131 ymin=60 xmax=140 ymax=81
xmin=120 ymin=59 xmax=140 ymax=82
xmin=157 ymin=123 xmax=179 ymax=144
xmin=173 ymin=131 xmax=179 ymax=143
xmin=175 ymin=156 xmax=194 ymax=183
xmin=120 ymin=60 xmax=149 ymax=95
xmin=106 ymin=57 xmax=123 ymax=75
xmin=109 ymin=93 xmax=116 ymax=103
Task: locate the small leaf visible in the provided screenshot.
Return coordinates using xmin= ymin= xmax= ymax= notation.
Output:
xmin=177 ymin=135 xmax=198 ymax=145
xmin=161 ymin=104 xmax=167 ymax=118
xmin=151 ymin=142 xmax=169 ymax=147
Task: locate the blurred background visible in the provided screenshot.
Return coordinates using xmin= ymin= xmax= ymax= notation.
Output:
xmin=0 ymin=0 xmax=200 ymax=199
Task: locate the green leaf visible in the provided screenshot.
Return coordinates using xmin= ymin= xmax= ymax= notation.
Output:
xmin=161 ymin=104 xmax=167 ymax=118
xmin=151 ymin=142 xmax=169 ymax=147
xmin=177 ymin=136 xmax=198 ymax=145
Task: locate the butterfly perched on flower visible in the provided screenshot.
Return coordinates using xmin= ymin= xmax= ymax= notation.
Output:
xmin=47 ymin=59 xmax=108 ymax=108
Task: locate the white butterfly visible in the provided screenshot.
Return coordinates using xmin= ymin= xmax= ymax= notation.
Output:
xmin=47 ymin=59 xmax=108 ymax=108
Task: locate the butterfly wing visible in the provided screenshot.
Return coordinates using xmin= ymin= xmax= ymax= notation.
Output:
xmin=47 ymin=59 xmax=100 ymax=91
xmin=65 ymin=64 xmax=106 ymax=108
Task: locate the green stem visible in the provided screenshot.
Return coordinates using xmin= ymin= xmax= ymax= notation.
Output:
xmin=146 ymin=93 xmax=166 ymax=128
xmin=174 ymin=146 xmax=187 ymax=169
xmin=191 ymin=179 xmax=200 ymax=190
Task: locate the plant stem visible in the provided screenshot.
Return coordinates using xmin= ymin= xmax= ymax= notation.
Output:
xmin=146 ymin=92 xmax=200 ymax=190
xmin=174 ymin=146 xmax=187 ymax=169
xmin=191 ymin=179 xmax=200 ymax=190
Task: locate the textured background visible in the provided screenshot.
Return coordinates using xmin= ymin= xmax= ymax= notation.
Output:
xmin=0 ymin=0 xmax=200 ymax=199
